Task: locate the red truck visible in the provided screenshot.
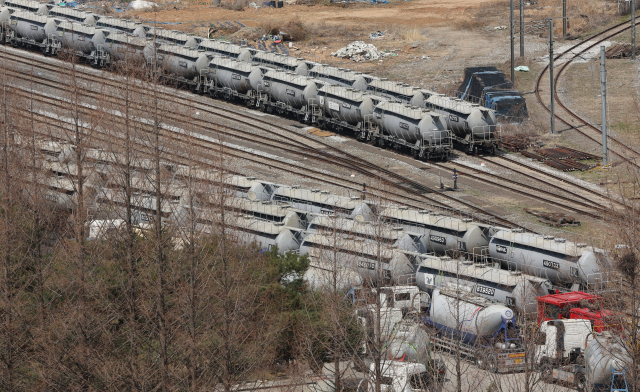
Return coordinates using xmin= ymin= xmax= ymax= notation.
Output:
xmin=537 ymin=291 xmax=617 ymax=332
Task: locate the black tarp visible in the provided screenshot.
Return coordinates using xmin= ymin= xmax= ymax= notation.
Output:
xmin=457 ymin=66 xmax=528 ymax=121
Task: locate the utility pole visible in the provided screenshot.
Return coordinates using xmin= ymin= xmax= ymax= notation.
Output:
xmin=510 ymin=0 xmax=515 ymax=82
xmin=549 ymin=19 xmax=555 ymax=135
xmin=600 ymin=45 xmax=608 ymax=166
xmin=563 ymin=0 xmax=567 ymax=38
xmin=520 ymin=0 xmax=524 ymax=57
xmin=633 ymin=0 xmax=636 ymax=60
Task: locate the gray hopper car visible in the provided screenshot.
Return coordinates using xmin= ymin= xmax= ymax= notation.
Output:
xmin=207 ymin=57 xmax=262 ymax=97
xmin=55 ymin=21 xmax=107 ymax=55
xmin=372 ymin=101 xmax=452 ymax=160
xmin=257 ymin=70 xmax=318 ymax=110
xmin=104 ymin=32 xmax=148 ymax=63
xmin=317 ymin=85 xmax=374 ymax=127
xmin=8 ymin=11 xmax=59 ymax=51
xmin=96 ymin=17 xmax=147 ymax=38
xmin=367 ymin=79 xmax=426 ymax=107
xmin=147 ymin=28 xmax=199 ymax=49
xmin=1 ymin=0 xmax=47 ymax=15
xmin=144 ymin=44 xmax=211 ymax=80
xmin=308 ymin=65 xmax=372 ymax=91
xmin=380 ymin=206 xmax=497 ymax=256
xmin=415 ymin=255 xmax=551 ymax=314
xmin=488 ymin=230 xmax=611 ymax=288
xmin=271 ymin=186 xmax=371 ymax=221
xmin=198 ymin=39 xmax=252 ymax=62
xmin=253 ymin=51 xmax=308 ymax=75
xmin=49 ymin=6 xmax=96 ymax=25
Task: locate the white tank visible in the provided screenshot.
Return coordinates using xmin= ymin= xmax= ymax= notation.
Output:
xmin=56 ymin=21 xmax=107 ymax=55
xmin=0 ymin=7 xmax=12 ymax=25
xmin=103 ymin=32 xmax=148 ymax=63
xmin=318 ymin=85 xmax=374 ymax=126
xmin=429 ymin=289 xmax=514 ymax=344
xmin=385 ymin=319 xmax=431 ymax=363
xmin=585 ymin=333 xmax=631 ymax=391
xmin=207 ymin=57 xmax=258 ymax=94
xmin=144 ymin=44 xmax=210 ymax=80
xmin=9 ymin=11 xmax=57 ymax=43
xmin=304 ymin=260 xmax=363 ymax=291
xmin=259 ymin=70 xmax=318 ymax=110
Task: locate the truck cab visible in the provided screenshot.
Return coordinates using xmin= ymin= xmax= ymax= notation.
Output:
xmin=537 ymin=291 xmax=599 ymax=325
xmin=348 ymin=285 xmax=429 ymax=316
xmin=535 ymin=319 xmax=593 ymax=365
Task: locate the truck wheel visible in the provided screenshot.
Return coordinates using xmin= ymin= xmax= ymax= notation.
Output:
xmin=574 ymin=373 xmax=586 ymax=392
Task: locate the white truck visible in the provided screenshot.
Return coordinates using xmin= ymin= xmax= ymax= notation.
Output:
xmin=535 ymin=319 xmax=594 ymax=391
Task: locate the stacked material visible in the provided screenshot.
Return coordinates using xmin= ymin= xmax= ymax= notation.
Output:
xmin=330 ymin=41 xmax=392 ymax=62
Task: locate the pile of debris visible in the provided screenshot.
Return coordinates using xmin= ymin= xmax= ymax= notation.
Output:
xmin=605 ymin=43 xmax=640 ymax=59
xmin=330 ymin=41 xmax=392 ymax=62
xmin=501 ymin=134 xmax=533 ymax=152
xmin=524 ymin=208 xmax=581 ymax=227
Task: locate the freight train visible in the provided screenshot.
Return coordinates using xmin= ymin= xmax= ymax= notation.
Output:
xmin=0 ymin=6 xmax=499 ymax=159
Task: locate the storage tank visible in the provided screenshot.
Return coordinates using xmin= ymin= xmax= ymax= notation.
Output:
xmin=309 ymin=65 xmax=371 ymax=91
xmin=318 ymin=85 xmax=374 ymax=126
xmin=258 ymin=70 xmax=318 ymax=109
xmin=488 ymin=229 xmax=611 ymax=287
xmin=8 ymin=11 xmax=57 ymax=42
xmin=415 ymin=255 xmax=551 ymax=314
xmin=56 ymin=21 xmax=107 ymax=54
xmin=208 ymin=57 xmax=259 ymax=95
xmin=429 ymin=288 xmax=515 ymax=344
xmin=103 ymin=32 xmax=148 ymax=63
xmin=373 ymin=101 xmax=449 ymax=145
xmin=303 ymin=260 xmax=363 ymax=291
xmin=198 ymin=39 xmax=252 ymax=62
xmin=144 ymin=44 xmax=210 ymax=80
xmin=585 ymin=332 xmax=632 ymax=392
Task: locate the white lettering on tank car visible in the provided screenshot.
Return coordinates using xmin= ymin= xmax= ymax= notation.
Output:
xmin=475 ymin=285 xmax=496 ymax=296
xmin=232 ymin=74 xmax=241 ymax=80
xmin=328 ymin=101 xmax=340 ymax=111
xmin=543 ymin=260 xmax=560 ymax=270
xmin=399 ymin=122 xmax=409 ymax=130
xmin=286 ymin=89 xmax=296 ymax=96
xmin=429 ymin=235 xmax=446 ymax=245
xmin=449 ymin=114 xmax=459 ymax=122
xmin=496 ymin=245 xmax=509 ymax=254
xmin=342 ymin=102 xmax=352 ymax=109
xmin=357 ymin=260 xmax=375 ymax=270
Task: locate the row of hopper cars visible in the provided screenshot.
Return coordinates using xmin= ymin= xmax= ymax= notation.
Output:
xmin=0 ymin=0 xmax=499 ymax=160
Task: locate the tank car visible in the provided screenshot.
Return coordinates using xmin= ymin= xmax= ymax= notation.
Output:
xmin=104 ymin=32 xmax=148 ymax=63
xmin=7 ymin=11 xmax=59 ymax=54
xmin=308 ymin=65 xmax=373 ymax=91
xmin=380 ymin=207 xmax=497 ymax=256
xmin=207 ymin=57 xmax=262 ymax=100
xmin=372 ymin=101 xmax=452 ymax=161
xmin=146 ymin=28 xmax=199 ymax=49
xmin=271 ymin=186 xmax=371 ymax=221
xmin=96 ymin=17 xmax=147 ymax=38
xmin=253 ymin=51 xmax=308 ymax=75
xmin=231 ymin=197 xmax=310 ymax=230
xmin=585 ymin=332 xmax=632 ymax=392
xmin=48 ymin=6 xmax=96 ymax=25
xmin=198 ymin=39 xmax=252 ymax=62
xmin=303 ymin=260 xmax=364 ymax=291
xmin=421 ymin=90 xmax=498 ymax=153
xmin=55 ymin=21 xmax=109 ymax=63
xmin=256 ymin=70 xmax=318 ymax=112
xmin=367 ymin=79 xmax=426 ymax=107
xmin=427 ymin=288 xmax=515 ymax=344
xmin=316 ymin=85 xmax=374 ymax=134
xmin=415 ymin=255 xmax=551 ymax=314
xmin=488 ymin=229 xmax=611 ymax=288
xmin=306 ymin=215 xmax=400 ymax=245
xmin=298 ymin=233 xmax=415 ymax=284
xmin=2 ymin=0 xmax=47 ymax=15
xmin=144 ymin=44 xmax=210 ymax=81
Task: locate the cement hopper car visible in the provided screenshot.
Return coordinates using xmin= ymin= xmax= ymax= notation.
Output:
xmin=2 ymin=0 xmax=48 ymax=15
xmin=230 ymin=197 xmax=310 ymax=230
xmin=198 ymin=39 xmax=252 ymax=62
xmin=317 ymin=85 xmax=374 ymax=126
xmin=147 ymin=28 xmax=199 ymax=49
xmin=8 ymin=11 xmax=58 ymax=45
xmin=271 ymin=186 xmax=371 ymax=221
xmin=55 ymin=21 xmax=108 ymax=55
xmin=309 ymin=65 xmax=372 ymax=91
xmin=253 ymin=51 xmax=308 ymax=75
xmin=380 ymin=207 xmax=496 ymax=256
xmin=585 ymin=332 xmax=632 ymax=391
xmin=306 ymin=215 xmax=401 ymax=245
xmin=49 ymin=6 xmax=96 ymax=25
xmin=303 ymin=260 xmax=364 ymax=291
xmin=373 ymin=101 xmax=450 ymax=144
xmin=415 ymin=255 xmax=551 ymax=314
xmin=96 ymin=17 xmax=147 ymax=38
xmin=144 ymin=44 xmax=210 ymax=80
xmin=488 ymin=230 xmax=611 ymax=288
xmin=298 ymin=233 xmax=415 ymax=284
xmin=0 ymin=7 xmax=12 ymax=27
xmin=103 ymin=32 xmax=148 ymax=63
xmin=207 ymin=57 xmax=261 ymax=96
xmin=367 ymin=79 xmax=426 ymax=108
xmin=258 ymin=70 xmax=318 ymax=110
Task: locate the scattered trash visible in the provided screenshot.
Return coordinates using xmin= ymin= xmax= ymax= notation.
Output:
xmin=369 ymin=30 xmax=385 ymax=39
xmin=331 ymin=41 xmax=393 ymax=62
xmin=514 ymin=65 xmax=530 ymax=72
xmin=248 ymin=2 xmax=259 ymax=8
xmin=129 ymin=0 xmax=157 ymax=9
xmin=421 ymin=55 xmax=430 ymax=60
xmin=494 ymin=25 xmax=507 ymax=30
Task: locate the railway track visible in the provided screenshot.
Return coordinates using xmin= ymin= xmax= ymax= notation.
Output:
xmin=1 ymin=46 xmax=531 ymax=229
xmin=535 ymin=18 xmax=640 ymax=167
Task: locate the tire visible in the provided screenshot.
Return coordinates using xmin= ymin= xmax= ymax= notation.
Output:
xmin=540 ymin=361 xmax=553 ymax=383
xmin=575 ymin=372 xmax=586 ymax=392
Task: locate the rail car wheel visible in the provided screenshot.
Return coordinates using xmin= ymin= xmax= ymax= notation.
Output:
xmin=411 ymin=149 xmax=418 ymax=158
xmin=378 ymin=138 xmax=385 ymax=147
xmin=245 ymin=99 xmax=253 ymax=108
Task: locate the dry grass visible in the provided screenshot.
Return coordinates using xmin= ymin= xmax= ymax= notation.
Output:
xmin=282 ymin=18 xmax=308 ymax=41
xmin=402 ymin=27 xmax=427 ymax=43
xmin=453 ymin=17 xmax=485 ymax=31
